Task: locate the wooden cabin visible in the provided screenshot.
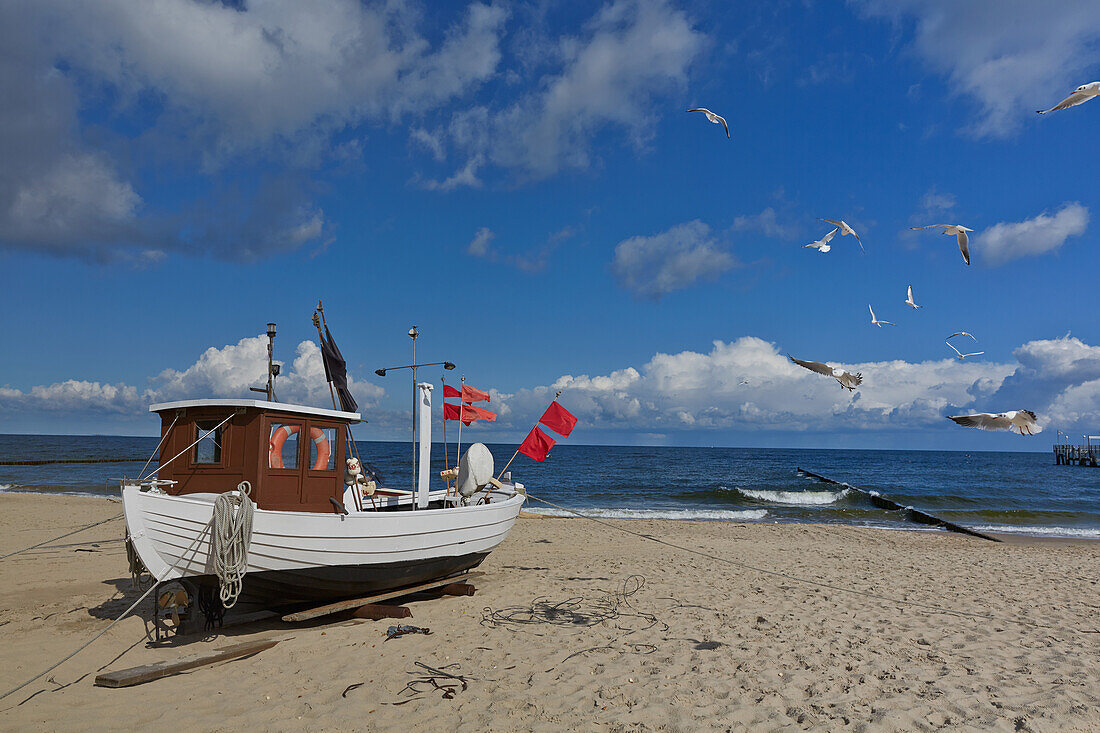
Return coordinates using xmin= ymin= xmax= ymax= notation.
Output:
xmin=150 ymin=399 xmax=359 ymax=513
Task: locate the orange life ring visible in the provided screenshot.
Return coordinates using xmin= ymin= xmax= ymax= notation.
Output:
xmin=269 ymin=426 xmax=330 ymax=470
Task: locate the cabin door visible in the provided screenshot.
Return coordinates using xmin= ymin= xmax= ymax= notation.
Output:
xmin=264 ymin=419 xmax=343 ymax=512
xmin=300 ymin=421 xmax=343 ymax=512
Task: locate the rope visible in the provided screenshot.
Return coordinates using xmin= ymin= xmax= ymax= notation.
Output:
xmin=0 ymin=580 xmax=159 ymax=704
xmin=139 ymin=412 xmax=233 ymax=482
xmin=136 ymin=412 xmax=178 ymax=480
xmin=211 ymin=481 xmax=254 ymax=608
xmin=0 ymin=514 xmax=122 ymax=561
xmin=522 ymin=493 xmax=1086 ymax=631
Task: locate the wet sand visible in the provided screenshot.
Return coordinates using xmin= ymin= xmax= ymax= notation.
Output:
xmin=1 ymin=492 xmax=1098 ymax=731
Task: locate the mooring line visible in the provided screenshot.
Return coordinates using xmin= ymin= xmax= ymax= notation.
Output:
xmin=523 ymin=493 xmax=1098 ymax=635
xmin=0 ymin=514 xmax=123 ymax=561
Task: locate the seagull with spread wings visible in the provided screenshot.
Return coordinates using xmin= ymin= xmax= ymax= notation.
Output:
xmin=946 ymin=341 xmax=984 ymax=360
xmin=804 ymin=227 xmax=838 ymax=253
xmin=1037 ymin=82 xmax=1099 ymax=115
xmin=910 ymin=224 xmax=974 ymax=265
xmin=686 ymin=108 xmax=730 ymax=138
xmin=947 ymin=410 xmax=1041 ymax=436
xmin=948 ymin=331 xmax=977 ymax=341
xmin=905 ymin=285 xmax=921 ymax=309
xmin=788 ymin=355 xmax=862 ymax=391
xmin=868 ymin=305 xmax=894 ymax=327
xmin=819 ymin=219 xmax=864 ymax=253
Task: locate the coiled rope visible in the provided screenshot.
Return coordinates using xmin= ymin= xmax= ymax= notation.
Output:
xmin=211 ymin=481 xmax=254 ymax=608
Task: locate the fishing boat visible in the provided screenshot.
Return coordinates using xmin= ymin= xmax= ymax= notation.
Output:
xmin=121 ymin=322 xmax=526 ymax=613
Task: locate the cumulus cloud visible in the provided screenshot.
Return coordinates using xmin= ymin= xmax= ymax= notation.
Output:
xmin=854 ymin=0 xmax=1100 ymax=138
xmin=611 ymin=220 xmax=738 ymax=300
xmin=491 ymin=337 xmax=1014 ymax=434
xmin=487 ymin=334 xmax=1100 ymax=439
xmin=0 ymin=335 xmax=384 ymax=417
xmin=426 ymin=0 xmax=705 ymax=184
xmin=979 ymin=202 xmax=1088 ymax=265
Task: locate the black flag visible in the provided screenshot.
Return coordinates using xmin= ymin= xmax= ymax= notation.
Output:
xmin=320 ymin=325 xmax=358 ymax=413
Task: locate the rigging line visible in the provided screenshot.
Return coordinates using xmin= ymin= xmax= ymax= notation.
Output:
xmin=139 ymin=412 xmax=234 ymax=482
xmin=0 ymin=514 xmax=123 ymax=561
xmin=0 ymin=579 xmax=157 ymax=704
xmin=523 ymin=493 xmax=1097 ymax=635
xmin=0 ymin=509 xmax=217 ymax=704
xmin=136 ymin=412 xmax=179 ymax=485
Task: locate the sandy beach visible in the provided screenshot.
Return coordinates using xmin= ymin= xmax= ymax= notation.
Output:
xmin=1 ymin=492 xmax=1098 ymax=732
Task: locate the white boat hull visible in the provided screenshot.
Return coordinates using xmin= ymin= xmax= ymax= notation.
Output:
xmin=122 ymin=485 xmax=526 ymax=603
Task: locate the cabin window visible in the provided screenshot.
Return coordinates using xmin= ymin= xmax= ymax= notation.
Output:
xmin=310 ymin=427 xmax=337 ymax=471
xmin=269 ymin=423 xmax=300 ymax=469
xmin=193 ymin=421 xmax=224 ymax=464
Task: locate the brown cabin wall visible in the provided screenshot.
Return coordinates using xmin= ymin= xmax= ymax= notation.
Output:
xmin=156 ymin=406 xmax=347 ymax=513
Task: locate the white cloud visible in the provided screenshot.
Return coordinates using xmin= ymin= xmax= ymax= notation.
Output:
xmin=492 ymin=337 xmax=1014 ymax=434
xmin=0 ymin=1 xmax=507 ymax=258
xmin=854 ymin=0 xmax=1100 ymax=138
xmin=491 ymin=335 xmax=1100 ymax=438
xmin=730 ymin=206 xmax=800 ymax=240
xmin=428 ymin=0 xmax=705 ymax=183
xmin=467 ymin=227 xmax=495 ymax=257
xmin=0 ymin=335 xmax=384 ymax=417
xmin=979 ymin=202 xmax=1088 ymax=265
xmin=611 ymin=220 xmax=737 ymax=300
xmin=35 ymin=0 xmax=508 ymax=159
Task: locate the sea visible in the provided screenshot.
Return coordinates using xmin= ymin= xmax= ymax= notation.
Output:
xmin=2 ymin=435 xmax=1098 ymax=540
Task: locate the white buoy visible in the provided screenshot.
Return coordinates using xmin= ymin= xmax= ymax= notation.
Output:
xmin=456 ymin=443 xmax=494 ymax=503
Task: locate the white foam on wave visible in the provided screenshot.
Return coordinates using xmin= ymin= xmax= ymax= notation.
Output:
xmin=527 ymin=507 xmax=769 ymax=521
xmin=0 ymin=484 xmax=15 ymax=492
xmin=970 ymin=525 xmax=1100 ymax=539
xmin=736 ymin=487 xmax=849 ymax=505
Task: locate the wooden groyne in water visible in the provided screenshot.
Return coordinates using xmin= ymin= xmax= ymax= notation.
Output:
xmin=0 ymin=457 xmax=151 ymax=466
xmin=796 ymin=468 xmax=1000 ymax=542
xmin=1053 ymin=444 xmax=1099 ymax=466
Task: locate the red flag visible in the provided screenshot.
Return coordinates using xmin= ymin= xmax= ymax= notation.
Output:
xmin=461 ymin=384 xmax=490 ymax=403
xmin=442 ymin=383 xmax=462 ymax=399
xmin=517 ymin=426 xmax=556 ymax=462
xmin=444 ymin=402 xmax=497 ymax=425
xmin=539 ymin=401 xmax=577 ymax=438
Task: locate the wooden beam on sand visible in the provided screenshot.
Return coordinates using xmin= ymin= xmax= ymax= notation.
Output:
xmin=94 ymin=639 xmax=280 ymax=688
xmin=281 ymin=571 xmax=484 ymax=623
xmin=352 ymin=604 xmax=412 ymax=620
xmin=796 ymin=467 xmax=1001 ymax=542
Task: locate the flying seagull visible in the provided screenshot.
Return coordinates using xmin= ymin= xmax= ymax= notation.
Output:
xmin=905 ymin=285 xmax=921 ymax=309
xmin=947 ymin=331 xmax=977 ymax=342
xmin=804 ymin=227 xmax=838 ymax=253
xmin=819 ymin=219 xmax=864 ymax=253
xmin=1037 ymin=82 xmax=1100 ymax=115
xmin=788 ymin=354 xmax=862 ymax=391
xmin=946 ymin=341 xmax=984 ymax=360
xmin=947 ymin=410 xmax=1041 ymax=436
xmin=686 ymin=108 xmax=730 ymax=138
xmin=910 ymin=224 xmax=974 ymax=265
xmin=868 ymin=305 xmax=894 ymax=327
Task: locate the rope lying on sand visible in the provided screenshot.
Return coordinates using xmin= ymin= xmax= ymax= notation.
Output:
xmin=523 ymin=493 xmax=1099 ymax=635
xmin=0 ymin=514 xmax=123 ymax=561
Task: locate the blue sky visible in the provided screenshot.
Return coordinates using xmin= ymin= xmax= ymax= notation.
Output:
xmin=2 ymin=0 xmax=1100 ymax=450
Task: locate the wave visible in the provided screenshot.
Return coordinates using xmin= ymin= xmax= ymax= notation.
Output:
xmin=526 ymin=507 xmax=769 ymax=521
xmin=0 ymin=484 xmax=14 ymax=492
xmin=970 ymin=525 xmax=1100 ymax=539
xmin=735 ymin=487 xmax=850 ymax=505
